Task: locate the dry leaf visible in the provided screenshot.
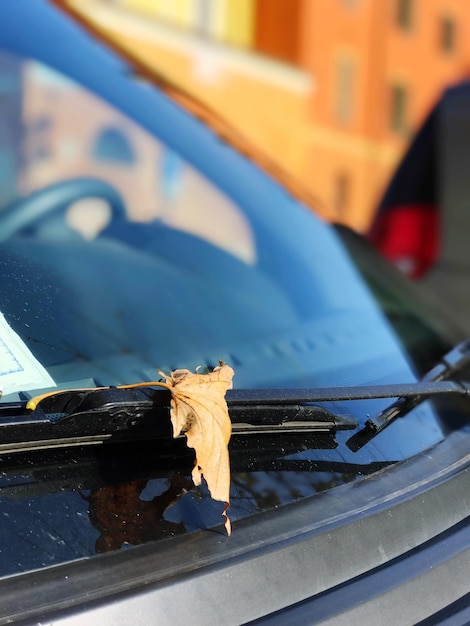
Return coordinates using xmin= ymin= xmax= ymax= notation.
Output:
xmin=158 ymin=363 xmax=235 ymax=535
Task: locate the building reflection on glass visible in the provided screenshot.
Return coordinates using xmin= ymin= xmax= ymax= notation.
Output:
xmin=0 ymin=51 xmax=256 ymax=262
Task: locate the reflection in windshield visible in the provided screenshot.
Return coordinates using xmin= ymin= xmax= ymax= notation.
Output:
xmin=0 ymin=439 xmax=382 ymax=576
xmin=0 ymin=42 xmax=429 ymax=399
xmin=0 ymin=52 xmax=256 ymax=263
xmin=86 ymin=475 xmax=192 ymax=552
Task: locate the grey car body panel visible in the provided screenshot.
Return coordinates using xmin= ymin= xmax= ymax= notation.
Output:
xmin=1 ymin=428 xmax=469 ymax=625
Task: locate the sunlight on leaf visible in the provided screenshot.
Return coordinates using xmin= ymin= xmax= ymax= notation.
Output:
xmin=158 ymin=363 xmax=235 ymax=535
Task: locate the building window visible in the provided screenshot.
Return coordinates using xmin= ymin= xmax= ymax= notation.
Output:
xmin=193 ymin=0 xmax=216 ymax=38
xmin=440 ymin=17 xmax=455 ymax=53
xmin=397 ymin=0 xmax=413 ymax=30
xmin=254 ymin=0 xmax=301 ymax=64
xmin=390 ymin=84 xmax=408 ymax=134
xmin=28 ymin=115 xmax=52 ymax=162
xmin=334 ymin=57 xmax=356 ymax=123
xmin=333 ymin=172 xmax=350 ymax=219
xmin=92 ymin=127 xmax=136 ymax=164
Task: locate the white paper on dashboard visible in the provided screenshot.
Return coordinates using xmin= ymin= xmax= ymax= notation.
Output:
xmin=0 ymin=312 xmax=56 ymax=395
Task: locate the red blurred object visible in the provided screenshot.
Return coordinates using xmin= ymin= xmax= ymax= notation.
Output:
xmin=369 ymin=203 xmax=440 ymax=279
xmin=368 ymin=101 xmax=441 ymax=280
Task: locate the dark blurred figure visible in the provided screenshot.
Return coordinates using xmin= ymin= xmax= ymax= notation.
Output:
xmin=369 ymin=79 xmax=470 ymax=334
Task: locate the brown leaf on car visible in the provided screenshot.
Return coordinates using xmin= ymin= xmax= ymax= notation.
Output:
xmin=158 ymin=363 xmax=235 ymax=535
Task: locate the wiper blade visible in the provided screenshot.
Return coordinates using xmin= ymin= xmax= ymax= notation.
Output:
xmin=0 ymin=387 xmax=357 ymax=454
xmin=228 ymin=403 xmax=355 ymax=434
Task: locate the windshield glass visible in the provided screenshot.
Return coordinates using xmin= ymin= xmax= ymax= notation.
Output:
xmin=0 ymin=1 xmax=463 ymax=579
xmin=0 ymin=45 xmax=441 ymax=392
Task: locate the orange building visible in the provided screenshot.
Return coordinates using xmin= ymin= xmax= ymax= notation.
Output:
xmin=298 ymin=0 xmax=470 ymax=228
xmin=58 ymin=0 xmax=470 ymax=230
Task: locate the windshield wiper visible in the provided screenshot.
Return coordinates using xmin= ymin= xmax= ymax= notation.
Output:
xmin=0 ymin=387 xmax=357 ymax=455
xmin=1 ymin=340 xmax=469 ymax=455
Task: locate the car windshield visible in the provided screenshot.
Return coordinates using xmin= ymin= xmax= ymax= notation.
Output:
xmin=0 ymin=1 xmax=464 ymax=578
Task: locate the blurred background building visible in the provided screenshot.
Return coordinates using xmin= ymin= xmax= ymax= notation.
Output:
xmin=57 ymin=0 xmax=470 ymax=230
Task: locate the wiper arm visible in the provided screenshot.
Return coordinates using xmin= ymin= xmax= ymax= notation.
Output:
xmin=232 ymin=339 xmax=470 ymax=449
xmin=347 ymin=339 xmax=470 ymax=451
